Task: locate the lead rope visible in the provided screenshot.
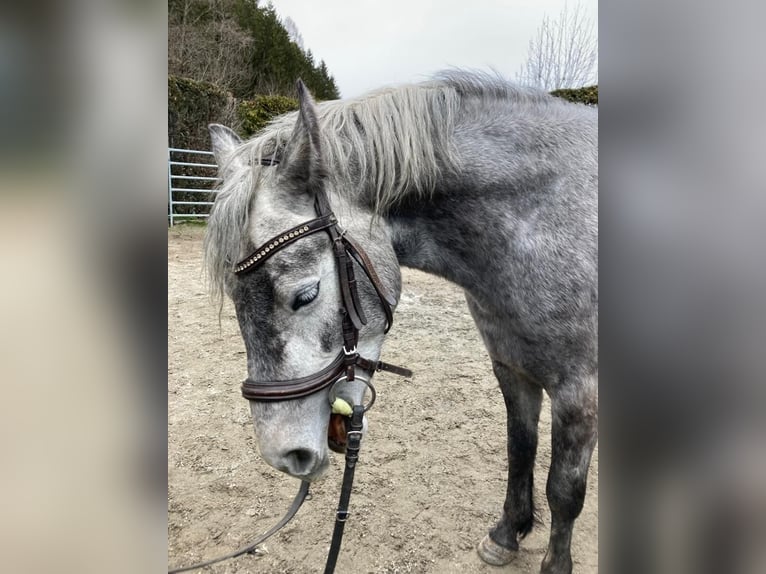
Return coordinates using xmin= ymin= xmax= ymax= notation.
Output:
xmin=323 ymin=404 xmax=366 ymax=574
xmin=168 ymin=480 xmax=310 ymax=573
xmin=169 ymin=404 xmax=369 ymax=574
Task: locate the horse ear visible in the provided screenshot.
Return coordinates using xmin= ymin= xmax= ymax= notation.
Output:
xmin=280 ymin=79 xmax=325 ymax=188
xmin=209 ymin=124 xmax=243 ymax=168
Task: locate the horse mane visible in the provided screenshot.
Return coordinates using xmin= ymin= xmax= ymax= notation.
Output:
xmin=204 ymin=70 xmax=555 ymax=303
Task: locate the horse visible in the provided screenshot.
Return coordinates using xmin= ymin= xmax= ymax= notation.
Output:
xmin=203 ymin=70 xmax=597 ymax=574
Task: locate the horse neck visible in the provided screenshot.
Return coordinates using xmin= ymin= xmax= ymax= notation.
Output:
xmin=382 ymin=117 xmax=595 ymax=304
xmin=384 ymin=177 xmax=512 ymax=299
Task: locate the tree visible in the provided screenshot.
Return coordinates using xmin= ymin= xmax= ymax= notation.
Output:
xmin=516 ymin=1 xmax=597 ymax=91
xmin=168 ymin=0 xmax=253 ymax=97
xmin=169 ymin=0 xmax=341 ymax=99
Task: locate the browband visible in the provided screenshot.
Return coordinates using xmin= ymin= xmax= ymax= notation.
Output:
xmin=232 ymin=216 xmax=395 ymax=333
xmin=234 ymin=214 xmax=337 ymax=274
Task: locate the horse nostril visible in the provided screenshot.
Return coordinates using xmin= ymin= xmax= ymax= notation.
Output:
xmin=283 ymin=448 xmax=318 ymax=476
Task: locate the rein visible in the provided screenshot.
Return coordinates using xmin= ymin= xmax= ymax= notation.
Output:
xmin=168 ymin=159 xmax=412 ymax=573
xmin=168 ymin=481 xmax=310 ymax=574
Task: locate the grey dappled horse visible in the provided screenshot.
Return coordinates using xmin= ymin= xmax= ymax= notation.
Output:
xmin=204 ymin=71 xmax=597 ymax=574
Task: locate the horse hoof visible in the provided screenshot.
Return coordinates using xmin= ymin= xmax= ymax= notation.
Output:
xmin=477 ymin=534 xmax=517 ymax=566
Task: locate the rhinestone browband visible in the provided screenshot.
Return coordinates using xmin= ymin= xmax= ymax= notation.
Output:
xmin=234 ymin=214 xmax=337 ymax=274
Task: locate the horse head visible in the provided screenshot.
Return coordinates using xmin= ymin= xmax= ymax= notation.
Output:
xmin=205 ymin=81 xmax=401 ymax=481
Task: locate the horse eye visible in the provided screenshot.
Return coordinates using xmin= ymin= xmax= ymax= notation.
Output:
xmin=292 ymin=281 xmax=320 ymax=311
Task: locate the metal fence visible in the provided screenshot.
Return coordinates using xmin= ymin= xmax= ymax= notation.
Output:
xmin=168 ymin=148 xmax=219 ymax=226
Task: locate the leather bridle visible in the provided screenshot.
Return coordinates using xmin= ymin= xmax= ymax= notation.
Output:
xmin=168 ymin=159 xmax=412 ymax=574
xmin=234 ymin=160 xmax=411 ymax=402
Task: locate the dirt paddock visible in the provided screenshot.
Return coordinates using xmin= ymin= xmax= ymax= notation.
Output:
xmin=168 ymin=225 xmax=597 ymax=573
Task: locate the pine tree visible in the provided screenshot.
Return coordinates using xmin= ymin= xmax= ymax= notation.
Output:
xmin=171 ymin=0 xmax=342 ymax=99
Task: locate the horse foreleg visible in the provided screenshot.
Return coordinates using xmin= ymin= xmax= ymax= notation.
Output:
xmin=541 ymin=378 xmax=598 ymax=574
xmin=477 ymin=360 xmax=543 ymax=565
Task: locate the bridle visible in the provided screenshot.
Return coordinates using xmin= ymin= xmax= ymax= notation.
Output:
xmin=235 ymin=162 xmax=411 ymax=401
xmin=169 ymin=158 xmax=411 ymax=573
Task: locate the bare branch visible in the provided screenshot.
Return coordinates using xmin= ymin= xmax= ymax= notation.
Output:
xmin=283 ymin=16 xmax=305 ymax=51
xmin=517 ymin=1 xmax=598 ymax=91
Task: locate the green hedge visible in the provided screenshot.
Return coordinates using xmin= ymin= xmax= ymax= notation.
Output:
xmin=551 ymin=85 xmax=598 ymax=106
xmin=169 ymin=76 xmax=300 ymax=150
xmin=238 ymin=95 xmax=299 ymax=137
xmin=168 ymin=76 xmax=234 ymax=150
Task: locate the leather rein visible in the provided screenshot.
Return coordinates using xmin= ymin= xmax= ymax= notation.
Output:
xmin=168 ymin=159 xmax=412 ymax=573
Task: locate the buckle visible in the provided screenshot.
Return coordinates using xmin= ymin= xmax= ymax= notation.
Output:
xmin=343 ymin=345 xmax=357 ymax=356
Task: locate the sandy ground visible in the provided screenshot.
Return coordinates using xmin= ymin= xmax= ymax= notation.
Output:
xmin=168 ymin=225 xmax=597 ymax=573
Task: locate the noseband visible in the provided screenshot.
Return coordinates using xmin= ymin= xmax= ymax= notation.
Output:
xmin=234 ymin=164 xmax=411 ymax=402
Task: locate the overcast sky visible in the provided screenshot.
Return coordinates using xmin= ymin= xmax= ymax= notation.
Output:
xmin=268 ymin=0 xmax=598 ymax=98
